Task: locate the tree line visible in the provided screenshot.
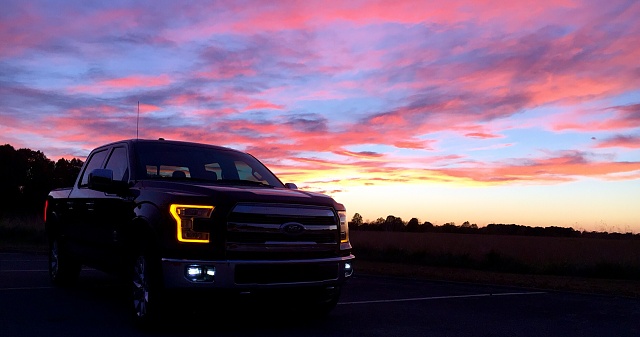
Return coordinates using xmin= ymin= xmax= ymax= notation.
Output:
xmin=0 ymin=144 xmax=83 ymax=215
xmin=349 ymin=213 xmax=640 ymax=240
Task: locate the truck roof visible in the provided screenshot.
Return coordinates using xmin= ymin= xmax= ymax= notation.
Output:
xmin=96 ymin=138 xmax=244 ymax=154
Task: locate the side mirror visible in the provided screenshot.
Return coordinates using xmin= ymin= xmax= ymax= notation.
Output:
xmin=285 ymin=183 xmax=298 ymax=190
xmin=88 ymin=169 xmax=129 ymax=194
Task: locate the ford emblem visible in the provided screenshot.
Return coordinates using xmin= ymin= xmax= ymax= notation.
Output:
xmin=281 ymin=222 xmax=305 ymax=235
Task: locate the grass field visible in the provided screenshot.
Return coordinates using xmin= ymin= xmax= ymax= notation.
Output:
xmin=350 ymin=231 xmax=640 ymax=279
xmin=0 ymin=213 xmax=46 ymax=249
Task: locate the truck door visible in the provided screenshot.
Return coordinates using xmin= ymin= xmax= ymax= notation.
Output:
xmin=90 ymin=145 xmax=134 ymax=269
xmin=66 ymin=148 xmax=109 ymax=259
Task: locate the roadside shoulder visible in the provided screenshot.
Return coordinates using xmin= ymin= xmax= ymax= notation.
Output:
xmin=356 ymin=260 xmax=640 ymax=298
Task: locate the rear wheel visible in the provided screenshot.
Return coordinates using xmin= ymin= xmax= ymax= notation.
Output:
xmin=48 ymin=237 xmax=81 ymax=287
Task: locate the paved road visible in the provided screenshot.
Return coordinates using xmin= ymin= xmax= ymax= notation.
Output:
xmin=1 ymin=251 xmax=638 ymax=337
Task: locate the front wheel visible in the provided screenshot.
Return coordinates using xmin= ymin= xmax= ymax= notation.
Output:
xmin=283 ymin=286 xmax=341 ymax=317
xmin=48 ymin=237 xmax=81 ymax=287
xmin=130 ymin=246 xmax=164 ymax=327
xmin=310 ymin=286 xmax=341 ymax=316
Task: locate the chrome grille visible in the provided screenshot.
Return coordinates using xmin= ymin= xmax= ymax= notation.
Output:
xmin=226 ymin=203 xmax=339 ymax=259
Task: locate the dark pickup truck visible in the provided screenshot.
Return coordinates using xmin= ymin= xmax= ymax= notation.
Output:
xmin=45 ymin=139 xmax=353 ymax=323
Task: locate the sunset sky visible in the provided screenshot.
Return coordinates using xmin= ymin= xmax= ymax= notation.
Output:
xmin=1 ymin=1 xmax=639 ymax=232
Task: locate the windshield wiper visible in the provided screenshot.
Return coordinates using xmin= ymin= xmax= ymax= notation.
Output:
xmin=213 ymin=179 xmax=272 ymax=187
xmin=146 ymin=176 xmax=272 ymax=187
xmin=146 ymin=176 xmax=216 ymax=183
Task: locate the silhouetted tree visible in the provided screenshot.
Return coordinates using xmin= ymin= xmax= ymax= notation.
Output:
xmin=53 ymin=158 xmax=83 ymax=188
xmin=383 ymin=215 xmax=405 ymax=232
xmin=383 ymin=215 xmax=395 ymax=231
xmin=0 ymin=144 xmax=83 ymax=215
xmin=439 ymin=222 xmax=458 ymax=233
xmin=460 ymin=221 xmax=478 ymax=233
xmin=15 ymin=148 xmax=55 ymax=213
xmin=406 ymin=218 xmax=420 ymax=232
xmin=350 ymin=213 xmax=363 ymax=226
xmin=0 ymin=144 xmax=22 ymax=212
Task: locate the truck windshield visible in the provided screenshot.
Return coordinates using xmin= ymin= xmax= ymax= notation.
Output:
xmin=133 ymin=142 xmax=284 ymax=188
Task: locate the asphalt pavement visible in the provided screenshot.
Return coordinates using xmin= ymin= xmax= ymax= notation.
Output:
xmin=1 ymin=251 xmax=638 ymax=337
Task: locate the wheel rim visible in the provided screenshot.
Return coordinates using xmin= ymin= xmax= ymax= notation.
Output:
xmin=132 ymin=255 xmax=149 ymax=318
xmin=49 ymin=239 xmax=59 ymax=280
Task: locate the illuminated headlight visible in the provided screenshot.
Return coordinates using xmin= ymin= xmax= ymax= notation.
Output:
xmin=170 ymin=204 xmax=214 ymax=243
xmin=185 ymin=265 xmax=215 ymax=282
xmin=338 ymin=210 xmax=349 ymax=243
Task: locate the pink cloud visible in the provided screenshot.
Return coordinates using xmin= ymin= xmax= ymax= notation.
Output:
xmin=196 ymin=64 xmax=257 ymax=80
xmin=69 ymin=75 xmax=172 ymax=94
xmin=1 ymin=4 xmax=150 ymax=59
xmin=552 ymin=103 xmax=640 ymax=132
xmin=394 ymin=140 xmax=434 ymax=150
xmin=333 ymin=150 xmax=385 ymax=159
xmin=223 ymin=0 xmax=578 ymax=34
xmin=102 ymin=75 xmax=171 ymax=88
xmin=139 ymin=103 xmax=161 ymax=113
xmin=595 ymin=135 xmax=640 ymax=149
xmin=0 ymin=4 xmax=44 ymax=58
xmin=436 ymin=151 xmax=640 ymax=184
xmin=465 ymin=132 xmax=501 ymax=139
xmin=243 ymin=101 xmax=285 ymax=111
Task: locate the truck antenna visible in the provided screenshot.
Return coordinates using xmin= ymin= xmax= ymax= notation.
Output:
xmin=136 ymin=101 xmax=140 ymax=139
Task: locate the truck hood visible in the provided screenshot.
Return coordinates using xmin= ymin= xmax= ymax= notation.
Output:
xmin=138 ymin=180 xmax=344 ymax=209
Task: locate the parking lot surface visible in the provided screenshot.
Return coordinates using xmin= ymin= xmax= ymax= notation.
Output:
xmin=1 ymin=252 xmax=638 ymax=337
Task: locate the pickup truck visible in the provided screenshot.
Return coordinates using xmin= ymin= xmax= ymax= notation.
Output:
xmin=45 ymin=139 xmax=354 ymax=324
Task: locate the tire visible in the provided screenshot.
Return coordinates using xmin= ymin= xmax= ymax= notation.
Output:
xmin=284 ymin=286 xmax=340 ymax=317
xmin=310 ymin=285 xmax=341 ymax=316
xmin=48 ymin=236 xmax=81 ymax=287
xmin=130 ymin=244 xmax=164 ymax=327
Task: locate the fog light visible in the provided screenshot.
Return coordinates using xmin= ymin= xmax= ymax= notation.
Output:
xmin=345 ymin=262 xmax=353 ymax=277
xmin=187 ymin=267 xmax=201 ymax=276
xmin=185 ymin=265 xmax=215 ymax=282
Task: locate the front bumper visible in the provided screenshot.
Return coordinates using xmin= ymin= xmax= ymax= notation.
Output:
xmin=161 ymin=255 xmax=355 ymax=289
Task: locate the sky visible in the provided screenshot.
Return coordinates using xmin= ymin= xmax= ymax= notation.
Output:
xmin=1 ymin=0 xmax=639 ymax=232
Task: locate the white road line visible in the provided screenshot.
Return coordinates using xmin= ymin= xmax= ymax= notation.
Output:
xmin=0 ymin=286 xmax=54 ymax=291
xmin=0 ymin=268 xmax=99 ymax=273
xmin=0 ymin=268 xmax=98 ymax=272
xmin=0 ymin=260 xmax=47 ymax=262
xmin=338 ymin=291 xmax=547 ymax=305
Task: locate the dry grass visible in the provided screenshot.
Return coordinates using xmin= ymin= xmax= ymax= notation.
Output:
xmin=351 ymin=231 xmax=640 ymax=279
xmin=0 ymin=213 xmax=47 ymax=249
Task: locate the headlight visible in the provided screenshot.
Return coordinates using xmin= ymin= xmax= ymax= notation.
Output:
xmin=170 ymin=204 xmax=214 ymax=243
xmin=338 ymin=210 xmax=349 ymax=243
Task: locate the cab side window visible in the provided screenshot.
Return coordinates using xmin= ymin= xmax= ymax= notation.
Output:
xmin=105 ymin=147 xmax=129 ymax=182
xmin=79 ymin=149 xmax=109 ymax=187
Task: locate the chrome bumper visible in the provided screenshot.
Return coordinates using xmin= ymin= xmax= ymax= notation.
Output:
xmin=161 ymin=255 xmax=355 ymax=289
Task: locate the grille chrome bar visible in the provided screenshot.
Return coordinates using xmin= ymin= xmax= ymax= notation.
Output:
xmin=228 ymin=222 xmax=337 ymax=232
xmin=232 ymin=204 xmax=335 ymax=217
